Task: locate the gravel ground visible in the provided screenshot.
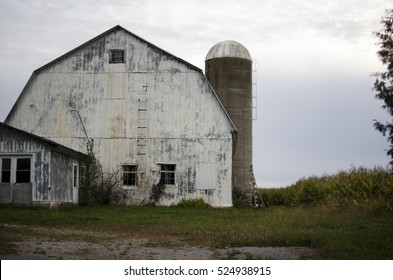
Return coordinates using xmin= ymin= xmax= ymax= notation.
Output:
xmin=0 ymin=224 xmax=316 ymax=260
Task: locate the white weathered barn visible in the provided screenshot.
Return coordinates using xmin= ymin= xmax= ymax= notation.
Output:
xmin=4 ymin=25 xmax=238 ymax=206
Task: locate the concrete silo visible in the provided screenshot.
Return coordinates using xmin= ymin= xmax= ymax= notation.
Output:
xmin=205 ymin=40 xmax=253 ymax=196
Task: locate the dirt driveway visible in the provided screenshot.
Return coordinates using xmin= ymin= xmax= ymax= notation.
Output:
xmin=0 ymin=223 xmax=316 ymax=260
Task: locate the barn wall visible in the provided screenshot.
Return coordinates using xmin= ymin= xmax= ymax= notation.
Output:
xmin=5 ymin=27 xmax=235 ymax=206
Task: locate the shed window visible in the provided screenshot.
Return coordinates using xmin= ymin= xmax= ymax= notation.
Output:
xmin=160 ymin=164 xmax=176 ymax=185
xmin=109 ymin=50 xmax=125 ymax=63
xmin=123 ymin=165 xmax=137 ymax=186
xmin=16 ymin=158 xmax=31 ymax=183
xmin=1 ymin=158 xmax=11 ymax=183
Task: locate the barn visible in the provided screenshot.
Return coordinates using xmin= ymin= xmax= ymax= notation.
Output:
xmin=3 ymin=25 xmax=246 ymax=207
xmin=0 ymin=122 xmax=86 ymax=206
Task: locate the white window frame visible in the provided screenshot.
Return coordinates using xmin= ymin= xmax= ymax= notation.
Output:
xmin=122 ymin=165 xmax=138 ymax=187
xmin=0 ymin=155 xmax=33 ymax=184
xmin=159 ymin=164 xmax=176 ymax=185
xmin=0 ymin=157 xmax=11 ymax=183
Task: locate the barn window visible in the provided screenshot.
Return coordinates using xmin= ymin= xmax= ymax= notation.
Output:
xmin=16 ymin=158 xmax=31 ymax=183
xmin=109 ymin=50 xmax=125 ymax=63
xmin=1 ymin=158 xmax=11 ymax=183
xmin=160 ymin=164 xmax=176 ymax=185
xmin=123 ymin=165 xmax=137 ymax=186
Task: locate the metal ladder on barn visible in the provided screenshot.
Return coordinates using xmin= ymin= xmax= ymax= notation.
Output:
xmin=137 ymin=80 xmax=149 ymax=199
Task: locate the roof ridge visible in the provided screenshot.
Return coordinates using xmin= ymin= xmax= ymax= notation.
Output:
xmin=4 ymin=25 xmax=203 ymax=122
xmin=34 ymin=25 xmax=203 ymax=74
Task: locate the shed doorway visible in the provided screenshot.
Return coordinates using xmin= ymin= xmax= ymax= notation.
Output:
xmin=72 ymin=162 xmax=79 ymax=204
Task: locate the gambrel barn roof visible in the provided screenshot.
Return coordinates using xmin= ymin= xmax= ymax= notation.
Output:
xmin=5 ymin=25 xmax=236 ymax=132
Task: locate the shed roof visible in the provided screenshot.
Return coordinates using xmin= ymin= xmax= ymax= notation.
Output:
xmin=0 ymin=122 xmax=86 ymax=159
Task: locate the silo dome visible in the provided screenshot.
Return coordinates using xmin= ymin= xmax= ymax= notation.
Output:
xmin=205 ymin=40 xmax=252 ymax=61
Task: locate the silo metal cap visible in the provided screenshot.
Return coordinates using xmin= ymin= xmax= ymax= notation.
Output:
xmin=205 ymin=40 xmax=252 ymax=61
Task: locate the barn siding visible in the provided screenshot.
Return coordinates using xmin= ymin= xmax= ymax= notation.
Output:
xmin=50 ymin=151 xmax=74 ymax=203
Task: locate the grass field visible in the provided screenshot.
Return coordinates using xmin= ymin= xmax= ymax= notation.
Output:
xmin=1 ymin=166 xmax=392 ymax=259
xmin=1 ymin=203 xmax=392 ymax=259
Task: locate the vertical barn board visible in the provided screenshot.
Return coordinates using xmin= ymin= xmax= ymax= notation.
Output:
xmin=103 ymin=99 xmax=126 ymax=138
xmin=107 ymin=71 xmax=126 ymax=99
xmin=34 ymin=150 xmax=51 ymax=201
xmin=51 ymin=151 xmax=73 ymax=203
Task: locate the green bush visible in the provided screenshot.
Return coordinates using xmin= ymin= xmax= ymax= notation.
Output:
xmin=175 ymin=198 xmax=212 ymax=209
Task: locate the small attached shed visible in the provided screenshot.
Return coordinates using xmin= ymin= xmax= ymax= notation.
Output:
xmin=0 ymin=122 xmax=86 ymax=206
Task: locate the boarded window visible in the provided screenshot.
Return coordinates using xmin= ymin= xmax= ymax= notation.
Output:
xmin=16 ymin=158 xmax=31 ymax=183
xmin=109 ymin=50 xmax=125 ymax=63
xmin=123 ymin=165 xmax=137 ymax=186
xmin=160 ymin=164 xmax=176 ymax=185
xmin=1 ymin=158 xmax=11 ymax=183
xmin=196 ymin=163 xmax=217 ymax=189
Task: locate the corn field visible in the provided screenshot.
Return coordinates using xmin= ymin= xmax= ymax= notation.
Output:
xmin=258 ymin=166 xmax=393 ymax=211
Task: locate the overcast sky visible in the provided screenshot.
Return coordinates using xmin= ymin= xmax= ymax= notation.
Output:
xmin=0 ymin=0 xmax=391 ymax=188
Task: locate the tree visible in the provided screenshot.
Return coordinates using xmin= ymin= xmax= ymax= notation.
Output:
xmin=79 ymin=139 xmax=123 ymax=205
xmin=373 ymin=9 xmax=393 ymax=165
xmin=79 ymin=139 xmax=103 ymax=205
